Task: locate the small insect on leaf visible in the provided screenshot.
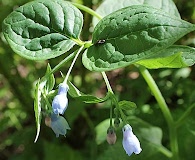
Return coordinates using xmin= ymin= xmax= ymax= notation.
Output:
xmin=96 ymin=40 xmax=106 ymax=44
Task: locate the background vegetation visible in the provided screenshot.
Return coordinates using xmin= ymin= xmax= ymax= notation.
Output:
xmin=0 ymin=0 xmax=194 ymax=160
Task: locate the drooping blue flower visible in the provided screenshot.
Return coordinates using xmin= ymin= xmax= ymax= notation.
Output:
xmin=122 ymin=124 xmax=142 ymax=156
xmin=52 ymin=83 xmax=69 ymax=114
xmin=50 ymin=113 xmax=70 ymax=137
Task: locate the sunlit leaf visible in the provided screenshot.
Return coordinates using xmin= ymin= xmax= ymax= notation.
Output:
xmin=136 ymin=45 xmax=195 ymax=69
xmin=2 ymin=0 xmax=83 ymax=60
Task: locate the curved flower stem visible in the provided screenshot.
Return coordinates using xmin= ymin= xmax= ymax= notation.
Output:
xmin=101 ymin=72 xmax=114 ymax=126
xmin=109 ymin=101 xmax=113 ymax=126
xmin=101 ymin=72 xmax=113 ymax=93
xmin=101 ymin=72 xmax=128 ymax=124
xmin=158 ymin=145 xmax=173 ymax=158
xmin=139 ymin=65 xmax=179 ymax=160
xmin=41 ymin=51 xmax=77 ymax=83
xmin=63 ymin=45 xmax=84 ymax=84
xmin=71 ymin=2 xmax=103 ymax=20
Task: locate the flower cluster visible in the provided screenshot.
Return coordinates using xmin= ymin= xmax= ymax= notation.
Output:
xmin=106 ymin=123 xmax=142 ymax=156
xmin=122 ymin=124 xmax=142 ymax=156
xmin=46 ymin=83 xmax=70 ymax=137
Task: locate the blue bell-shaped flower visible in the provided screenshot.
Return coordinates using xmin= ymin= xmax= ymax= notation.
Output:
xmin=122 ymin=124 xmax=142 ymax=156
xmin=50 ymin=113 xmax=70 ymax=137
xmin=52 ymin=83 xmax=69 ymax=114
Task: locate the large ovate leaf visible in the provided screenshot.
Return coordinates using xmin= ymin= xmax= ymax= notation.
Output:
xmin=136 ymin=45 xmax=195 ymax=69
xmin=2 ymin=0 xmax=83 ymax=60
xmin=67 ymin=81 xmax=109 ymax=103
xmin=82 ymin=5 xmax=195 ymax=72
xmin=93 ymin=0 xmax=180 ymax=26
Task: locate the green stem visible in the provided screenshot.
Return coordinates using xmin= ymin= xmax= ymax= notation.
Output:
xmin=139 ymin=66 xmax=179 ymax=160
xmin=139 ymin=66 xmax=174 ymax=125
xmin=109 ymin=101 xmax=113 ymax=126
xmin=175 ymin=103 xmax=195 ymax=128
xmin=101 ymin=72 xmax=113 ymax=93
xmin=82 ymin=110 xmax=95 ymax=134
xmin=158 ymin=145 xmax=173 ymax=158
xmin=71 ymin=2 xmax=103 ymax=20
xmin=41 ymin=51 xmax=77 ymax=83
xmin=101 ymin=72 xmax=114 ymax=126
xmin=101 ymin=72 xmax=128 ymax=124
xmin=63 ymin=45 xmax=84 ymax=84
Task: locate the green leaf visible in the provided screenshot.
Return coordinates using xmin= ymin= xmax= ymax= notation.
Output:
xmin=82 ymin=5 xmax=195 ymax=71
xmin=2 ymin=0 xmax=83 ymax=60
xmin=67 ymin=81 xmax=109 ymax=103
xmin=118 ymin=100 xmax=137 ymax=111
xmin=93 ymin=0 xmax=180 ymax=26
xmin=95 ymin=118 xmax=111 ymax=145
xmin=43 ymin=141 xmax=84 ymax=160
xmin=34 ymin=79 xmax=42 ymax=143
xmin=136 ymin=45 xmax=195 ymax=69
xmin=45 ymin=64 xmax=55 ymax=92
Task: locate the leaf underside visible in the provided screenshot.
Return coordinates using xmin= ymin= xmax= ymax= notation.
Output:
xmin=2 ymin=0 xmax=83 ymax=60
xmin=136 ymin=45 xmax=195 ymax=69
xmin=83 ymin=5 xmax=195 ymax=71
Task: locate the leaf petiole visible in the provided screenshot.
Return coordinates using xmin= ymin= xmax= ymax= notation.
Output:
xmin=71 ymin=2 xmax=103 ymax=20
xmin=63 ymin=45 xmax=84 ymax=84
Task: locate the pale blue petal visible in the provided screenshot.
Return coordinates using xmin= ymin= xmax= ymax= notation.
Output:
xmin=50 ymin=114 xmax=70 ymax=137
xmin=52 ymin=94 xmax=68 ymax=114
xmin=58 ymin=83 xmax=69 ymax=94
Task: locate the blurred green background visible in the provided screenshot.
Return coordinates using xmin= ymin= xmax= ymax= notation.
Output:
xmin=0 ymin=0 xmax=195 ymax=160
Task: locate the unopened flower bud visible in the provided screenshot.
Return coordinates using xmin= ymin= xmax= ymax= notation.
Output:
xmin=52 ymin=83 xmax=69 ymax=115
xmin=50 ymin=113 xmax=70 ymax=137
xmin=114 ymin=118 xmax=120 ymax=128
xmin=45 ymin=116 xmax=51 ymax=127
xmin=106 ymin=127 xmax=117 ymax=145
